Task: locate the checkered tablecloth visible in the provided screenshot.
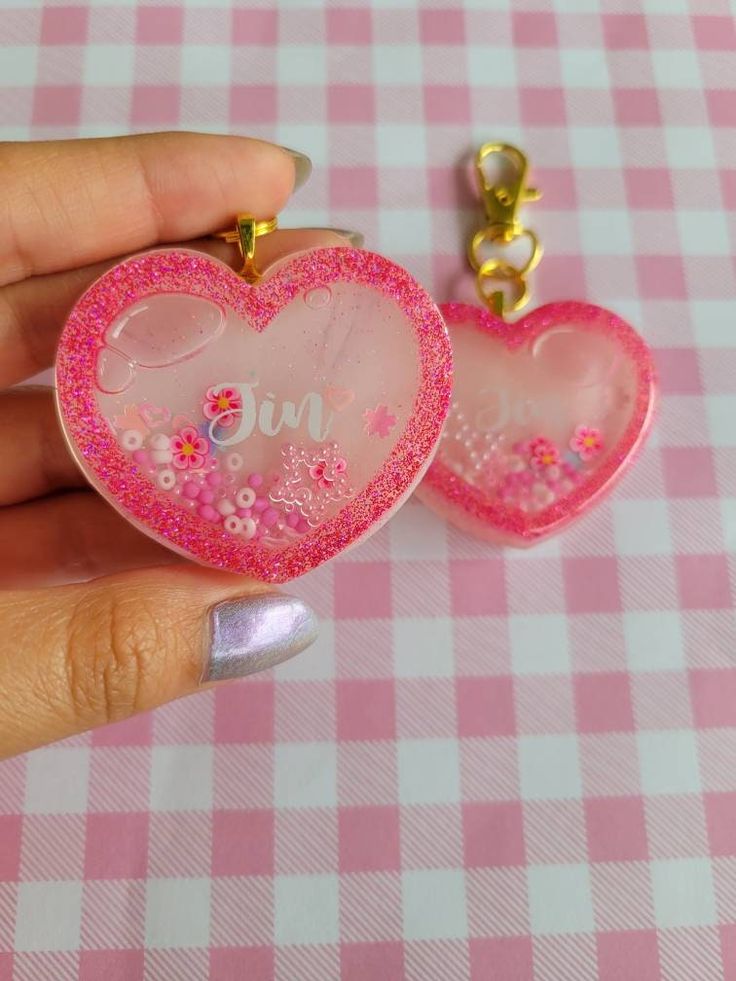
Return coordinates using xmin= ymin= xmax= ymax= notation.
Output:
xmin=1 ymin=1 xmax=735 ymax=978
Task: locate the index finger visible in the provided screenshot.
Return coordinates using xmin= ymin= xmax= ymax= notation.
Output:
xmin=0 ymin=132 xmax=308 ymax=287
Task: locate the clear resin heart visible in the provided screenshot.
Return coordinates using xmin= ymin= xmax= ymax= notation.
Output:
xmin=417 ymin=301 xmax=656 ymax=546
xmin=56 ymin=248 xmax=451 ymax=581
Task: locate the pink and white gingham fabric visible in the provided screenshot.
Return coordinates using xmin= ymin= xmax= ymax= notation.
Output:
xmin=1 ymin=2 xmax=735 ymax=979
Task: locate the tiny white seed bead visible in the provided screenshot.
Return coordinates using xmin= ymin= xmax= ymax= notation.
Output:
xmin=156 ymin=469 xmax=176 ymax=491
xmin=217 ymin=498 xmax=236 ymax=516
xmin=151 ymin=449 xmax=173 ymax=464
xmin=242 ymin=517 xmax=257 ymax=540
xmin=226 ymin=452 xmax=243 ymax=472
xmin=223 ymin=515 xmax=243 ymax=535
xmin=149 ymin=433 xmax=170 ymax=450
xmin=121 ymin=430 xmax=143 ymax=451
xmin=235 ymin=486 xmax=256 ymax=509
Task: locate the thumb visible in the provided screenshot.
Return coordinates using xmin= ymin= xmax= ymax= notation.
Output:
xmin=0 ymin=566 xmax=317 ymax=758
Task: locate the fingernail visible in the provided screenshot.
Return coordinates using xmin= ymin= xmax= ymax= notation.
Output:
xmin=203 ymin=593 xmax=318 ymax=682
xmin=280 ymin=146 xmax=313 ymax=190
xmin=314 ymin=228 xmax=365 ymax=248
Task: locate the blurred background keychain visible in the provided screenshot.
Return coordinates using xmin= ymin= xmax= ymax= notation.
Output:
xmin=417 ymin=142 xmax=657 ymax=546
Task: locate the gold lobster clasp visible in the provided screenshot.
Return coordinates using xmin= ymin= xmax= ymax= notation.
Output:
xmin=475 ymin=142 xmax=541 ymax=243
xmin=468 ymin=143 xmax=543 ymax=317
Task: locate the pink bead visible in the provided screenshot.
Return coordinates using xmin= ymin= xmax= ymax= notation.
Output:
xmin=254 ymin=497 xmax=268 ymax=513
xmin=199 ymin=489 xmax=214 ymax=504
xmin=199 ymin=504 xmax=219 ymax=522
xmin=296 ymin=519 xmax=309 ymax=533
xmin=286 ymin=512 xmax=300 ymax=528
xmin=207 ymin=472 xmax=223 ymax=487
xmin=261 ymin=507 xmax=279 ymax=528
xmin=248 ymin=473 xmax=263 ymax=489
xmin=236 ymin=508 xmax=252 ymax=519
xmin=133 ymin=449 xmax=149 ymax=466
xmin=183 ymin=481 xmax=200 ymax=500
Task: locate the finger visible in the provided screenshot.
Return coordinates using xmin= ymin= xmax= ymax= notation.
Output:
xmin=0 ymin=491 xmax=175 ymax=587
xmin=0 ymin=566 xmax=318 ymax=757
xmin=0 ymin=131 xmax=309 ymax=286
xmin=0 ymin=387 xmax=85 ymax=505
xmin=1 ymin=228 xmax=358 ymax=386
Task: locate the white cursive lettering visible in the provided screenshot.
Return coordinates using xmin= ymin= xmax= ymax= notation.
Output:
xmin=474 ymin=386 xmax=567 ymax=433
xmin=208 ymin=380 xmax=334 ymax=446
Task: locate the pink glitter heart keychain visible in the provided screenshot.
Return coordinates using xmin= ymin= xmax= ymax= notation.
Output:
xmin=416 ymin=144 xmax=656 ymax=546
xmin=56 ymin=214 xmax=452 ymax=581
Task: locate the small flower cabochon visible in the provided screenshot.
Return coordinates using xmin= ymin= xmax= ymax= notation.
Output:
xmin=171 ymin=425 xmax=210 ymax=470
xmin=570 ymin=425 xmax=603 ymax=461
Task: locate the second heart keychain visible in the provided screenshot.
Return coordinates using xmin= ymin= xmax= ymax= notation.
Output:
xmin=417 ymin=142 xmax=657 ymax=546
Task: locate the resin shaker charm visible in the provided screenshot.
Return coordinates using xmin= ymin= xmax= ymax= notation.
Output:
xmin=56 ymin=214 xmax=452 ymax=581
xmin=417 ymin=144 xmax=656 ymax=546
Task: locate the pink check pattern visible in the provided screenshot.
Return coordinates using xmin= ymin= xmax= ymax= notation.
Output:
xmin=2 ymin=2 xmax=736 ymax=979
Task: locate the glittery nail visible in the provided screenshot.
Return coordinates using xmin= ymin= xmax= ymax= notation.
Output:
xmin=203 ymin=593 xmax=318 ymax=682
xmin=279 ymin=147 xmax=313 ymax=190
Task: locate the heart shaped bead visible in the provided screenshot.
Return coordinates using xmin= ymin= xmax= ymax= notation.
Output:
xmin=56 ymin=247 xmax=451 ymax=581
xmin=416 ymin=301 xmax=656 ymax=546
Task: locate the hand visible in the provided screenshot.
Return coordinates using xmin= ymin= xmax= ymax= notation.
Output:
xmin=0 ymin=132 xmax=347 ymax=759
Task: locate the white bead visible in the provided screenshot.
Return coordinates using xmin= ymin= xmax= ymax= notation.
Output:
xmin=121 ymin=430 xmax=143 ymax=451
xmin=217 ymin=498 xmax=236 ymax=516
xmin=506 ymin=455 xmax=525 ymax=473
xmin=533 ymin=483 xmax=554 ymax=506
xmin=157 ymin=469 xmax=176 ymax=491
xmin=151 ymin=449 xmax=173 ymax=464
xmin=242 ymin=517 xmax=257 ymax=540
xmin=226 ymin=452 xmax=243 ymax=472
xmin=235 ymin=486 xmax=256 ymax=509
xmin=149 ymin=433 xmax=170 ymax=450
xmin=223 ymin=515 xmax=243 ymax=535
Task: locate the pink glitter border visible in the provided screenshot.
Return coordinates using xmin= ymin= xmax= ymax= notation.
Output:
xmin=55 ymin=248 xmax=452 ymax=582
xmin=417 ymin=301 xmax=657 ymax=545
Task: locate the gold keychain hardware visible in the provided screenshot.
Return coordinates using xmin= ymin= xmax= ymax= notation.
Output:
xmin=213 ymin=214 xmax=278 ymax=282
xmin=468 ymin=143 xmax=542 ymax=317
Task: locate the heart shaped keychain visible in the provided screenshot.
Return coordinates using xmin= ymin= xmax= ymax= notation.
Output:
xmin=56 ymin=216 xmax=452 ymax=581
xmin=416 ymin=144 xmax=656 ymax=546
